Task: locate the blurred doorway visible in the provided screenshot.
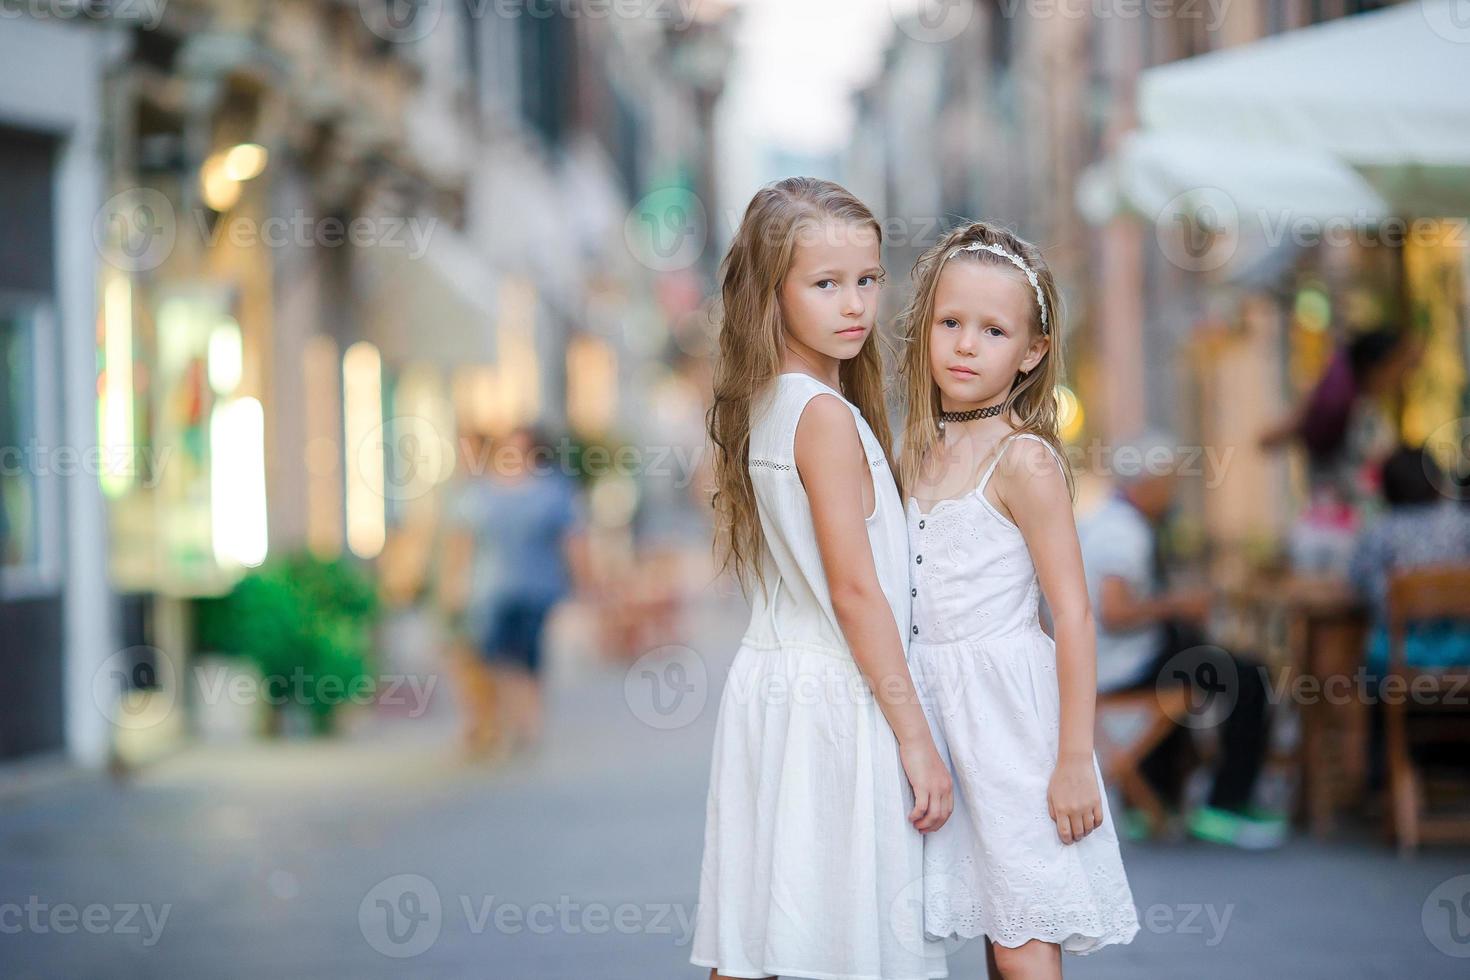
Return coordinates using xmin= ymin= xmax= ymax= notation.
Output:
xmin=0 ymin=126 xmax=65 ymax=761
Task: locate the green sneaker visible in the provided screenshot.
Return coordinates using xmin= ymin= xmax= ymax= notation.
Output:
xmin=1187 ymin=805 xmax=1288 ymax=850
xmin=1122 ymin=807 xmax=1157 ymax=842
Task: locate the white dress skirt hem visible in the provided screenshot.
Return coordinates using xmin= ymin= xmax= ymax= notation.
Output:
xmin=691 ymin=641 xmax=950 ymax=980
xmin=911 ymin=626 xmax=1141 ymax=959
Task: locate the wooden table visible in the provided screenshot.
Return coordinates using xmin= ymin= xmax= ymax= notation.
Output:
xmin=1222 ymin=575 xmax=1369 ymax=838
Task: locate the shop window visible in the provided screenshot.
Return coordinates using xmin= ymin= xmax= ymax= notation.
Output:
xmin=0 ymin=299 xmax=61 ymax=594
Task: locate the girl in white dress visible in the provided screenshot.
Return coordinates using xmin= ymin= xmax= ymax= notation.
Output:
xmin=691 ymin=177 xmax=953 ymax=980
xmin=896 ymin=223 xmax=1140 ymax=977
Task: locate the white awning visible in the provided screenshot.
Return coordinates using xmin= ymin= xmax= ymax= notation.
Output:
xmin=1135 ymin=0 xmax=1470 ymax=216
xmin=1140 ymin=1 xmax=1470 ymax=167
xmin=1077 ymin=129 xmax=1390 ymax=227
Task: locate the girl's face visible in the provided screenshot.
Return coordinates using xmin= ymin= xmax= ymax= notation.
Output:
xmin=777 ymin=220 xmax=883 ymax=367
xmin=928 ymin=261 xmax=1048 ymax=409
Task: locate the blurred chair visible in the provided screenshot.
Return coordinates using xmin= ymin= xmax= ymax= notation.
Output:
xmin=1386 ymin=565 xmax=1470 ymax=856
xmin=1096 ymin=687 xmax=1192 ymax=836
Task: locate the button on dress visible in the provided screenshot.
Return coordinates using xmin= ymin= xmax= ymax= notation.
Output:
xmin=908 ymin=433 xmax=1140 ymax=954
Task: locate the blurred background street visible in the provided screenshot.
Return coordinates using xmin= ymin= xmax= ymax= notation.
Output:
xmin=3 ymin=0 xmax=1470 ymax=976
xmin=2 ymin=589 xmax=1464 ymax=978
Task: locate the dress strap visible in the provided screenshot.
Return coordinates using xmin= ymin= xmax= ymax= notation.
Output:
xmin=976 ymin=433 xmax=1065 ymax=496
xmin=976 ymin=434 xmax=1024 ymax=496
xmin=1011 ymin=432 xmax=1067 ymax=472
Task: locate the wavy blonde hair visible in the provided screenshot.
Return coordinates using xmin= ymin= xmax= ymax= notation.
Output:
xmin=897 ymin=221 xmax=1073 ymax=496
xmin=707 ymin=177 xmax=895 ymax=591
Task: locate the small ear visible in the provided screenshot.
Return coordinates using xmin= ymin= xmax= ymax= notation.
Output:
xmin=1021 ymin=335 xmax=1050 ymax=373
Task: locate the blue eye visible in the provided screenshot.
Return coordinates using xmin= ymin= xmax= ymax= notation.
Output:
xmin=816 ymin=279 xmax=836 ymax=289
xmin=985 ymin=325 xmax=1005 ymax=337
xmin=941 ymin=318 xmax=959 ymax=329
xmin=859 ymin=275 xmax=878 ymax=287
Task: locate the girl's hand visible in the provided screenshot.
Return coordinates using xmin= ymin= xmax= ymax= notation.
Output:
xmin=899 ymin=739 xmax=954 ymax=834
xmin=1047 ymin=757 xmax=1103 ymax=845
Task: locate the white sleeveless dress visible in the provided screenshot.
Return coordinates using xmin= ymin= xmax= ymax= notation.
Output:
xmin=909 ymin=433 xmax=1140 ymax=954
xmin=691 ymin=373 xmax=949 ymax=980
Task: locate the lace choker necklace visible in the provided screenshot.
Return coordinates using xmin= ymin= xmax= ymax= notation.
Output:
xmin=938 ymin=402 xmax=1004 ymax=431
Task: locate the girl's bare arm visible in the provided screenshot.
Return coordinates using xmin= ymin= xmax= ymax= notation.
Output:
xmin=795 ymin=394 xmax=952 ymax=833
xmin=997 ymin=438 xmax=1103 ymax=845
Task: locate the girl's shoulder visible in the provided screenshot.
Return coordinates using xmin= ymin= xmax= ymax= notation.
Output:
xmin=988 ymin=433 xmax=1073 ymax=529
xmin=994 ymin=431 xmax=1068 ymax=488
xmin=776 ymin=371 xmax=850 ymax=404
xmin=752 ymin=373 xmax=865 ymax=461
xmin=775 ymin=374 xmax=865 ymax=432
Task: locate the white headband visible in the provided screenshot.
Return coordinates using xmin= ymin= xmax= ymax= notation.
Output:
xmin=943 ymin=241 xmax=1050 ymax=335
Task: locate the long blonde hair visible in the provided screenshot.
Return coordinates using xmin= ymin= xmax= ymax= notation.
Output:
xmin=707 ymin=177 xmax=895 ymax=591
xmin=896 ymin=221 xmax=1073 ymax=496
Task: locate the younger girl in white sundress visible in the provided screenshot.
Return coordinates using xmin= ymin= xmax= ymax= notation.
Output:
xmin=897 ymin=223 xmax=1140 ymax=978
xmin=691 ymin=177 xmax=953 ymax=980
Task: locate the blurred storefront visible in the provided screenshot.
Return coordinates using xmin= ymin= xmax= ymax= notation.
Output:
xmin=0 ymin=16 xmax=115 ymax=764
xmin=846 ymin=0 xmax=1462 ymax=573
xmin=0 ymin=1 xmax=735 ymax=765
xmin=1082 ymin=0 xmax=1470 ymax=572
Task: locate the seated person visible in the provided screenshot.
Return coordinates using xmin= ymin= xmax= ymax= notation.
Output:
xmin=1079 ymin=432 xmax=1283 ymax=848
xmin=1348 ymin=445 xmax=1470 ymax=673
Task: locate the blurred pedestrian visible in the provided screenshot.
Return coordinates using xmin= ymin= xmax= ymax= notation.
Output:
xmin=1079 ymin=432 xmax=1284 ymax=849
xmin=1260 ymin=327 xmax=1420 ymax=574
xmin=441 ymin=425 xmax=589 ymax=758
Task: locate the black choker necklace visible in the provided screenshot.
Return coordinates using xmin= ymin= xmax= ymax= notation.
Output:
xmin=939 ymin=403 xmax=1005 ymax=430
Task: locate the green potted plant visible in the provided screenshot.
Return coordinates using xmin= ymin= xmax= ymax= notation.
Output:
xmin=194 ymin=551 xmax=380 ymax=736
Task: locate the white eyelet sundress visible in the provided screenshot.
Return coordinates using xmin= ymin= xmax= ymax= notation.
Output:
xmin=691 ymin=373 xmax=949 ymax=980
xmin=908 ymin=433 xmax=1140 ymax=954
